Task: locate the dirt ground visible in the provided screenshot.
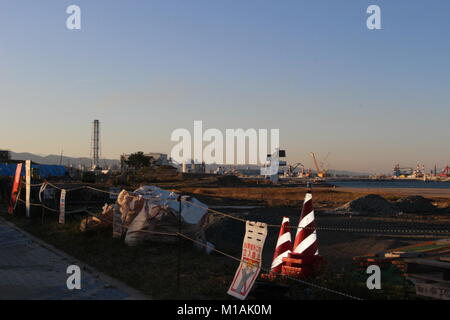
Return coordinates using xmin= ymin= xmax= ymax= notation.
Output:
xmin=180 ymin=185 xmax=450 ymax=272
xmin=109 ymin=180 xmax=450 ymax=271
xmin=3 ymin=179 xmax=450 ymax=299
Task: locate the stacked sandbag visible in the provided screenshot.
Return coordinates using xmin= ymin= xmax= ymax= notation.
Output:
xmin=80 ymin=186 xmax=211 ymax=247
xmin=80 ymin=203 xmax=115 ymax=231
xmin=125 ymin=203 xmax=208 ymax=246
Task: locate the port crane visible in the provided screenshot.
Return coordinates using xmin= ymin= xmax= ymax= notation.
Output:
xmin=439 ymin=165 xmax=450 ymax=177
xmin=310 ymin=152 xmax=329 ymax=178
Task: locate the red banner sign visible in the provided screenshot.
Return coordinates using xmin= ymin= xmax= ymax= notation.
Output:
xmin=8 ymin=163 xmax=23 ymax=214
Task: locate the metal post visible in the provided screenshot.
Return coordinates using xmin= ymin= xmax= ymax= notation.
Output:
xmin=176 ymin=195 xmax=182 ymax=295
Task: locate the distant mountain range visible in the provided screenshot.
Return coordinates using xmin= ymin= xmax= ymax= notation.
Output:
xmin=11 ymin=152 xmax=120 ymax=168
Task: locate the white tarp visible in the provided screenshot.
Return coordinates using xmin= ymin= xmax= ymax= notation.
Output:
xmin=100 ymin=185 xmax=210 ymax=247
xmin=133 ymin=185 xmax=208 ymax=224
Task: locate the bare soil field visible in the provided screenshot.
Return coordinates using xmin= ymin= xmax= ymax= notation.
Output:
xmin=2 ymin=180 xmax=450 ymax=299
xmin=178 ymin=185 xmax=450 ymax=270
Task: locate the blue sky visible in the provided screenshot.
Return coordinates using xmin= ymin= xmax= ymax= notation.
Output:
xmin=1 ymin=0 xmax=450 ymax=173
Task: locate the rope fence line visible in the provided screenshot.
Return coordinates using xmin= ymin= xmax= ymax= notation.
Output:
xmin=44 ymin=181 xmax=106 ymax=193
xmin=5 ymin=199 xmax=363 ymax=300
xmin=84 ymin=209 xmax=179 ymax=237
xmin=21 ymin=180 xmax=450 ymax=235
xmin=173 ymin=197 xmax=450 ymax=235
xmin=16 ymin=198 xmax=84 ymax=215
xmin=81 ymin=209 xmax=362 ymax=300
xmin=13 ymin=180 xmax=450 ymax=300
xmin=12 ymin=199 xmax=362 ymax=299
xmin=175 ymin=231 xmax=362 ymax=300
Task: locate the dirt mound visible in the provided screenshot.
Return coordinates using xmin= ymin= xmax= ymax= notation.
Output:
xmin=396 ymin=196 xmax=437 ymax=214
xmin=336 ymin=194 xmax=399 ymax=215
xmin=216 ymin=175 xmax=245 ymax=187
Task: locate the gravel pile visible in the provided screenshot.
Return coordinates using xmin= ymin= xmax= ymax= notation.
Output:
xmin=396 ymin=196 xmax=438 ymax=214
xmin=335 ymin=194 xmax=400 ymax=216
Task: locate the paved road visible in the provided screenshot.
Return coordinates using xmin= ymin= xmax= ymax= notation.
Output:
xmin=0 ymin=217 xmax=145 ymax=300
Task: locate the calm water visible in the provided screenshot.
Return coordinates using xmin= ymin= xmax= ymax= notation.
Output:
xmin=332 ymin=180 xmax=450 ymax=189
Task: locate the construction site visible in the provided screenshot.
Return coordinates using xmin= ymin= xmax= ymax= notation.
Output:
xmin=1 ymin=120 xmax=450 ymax=301
xmin=2 ymin=2 xmax=450 ymax=307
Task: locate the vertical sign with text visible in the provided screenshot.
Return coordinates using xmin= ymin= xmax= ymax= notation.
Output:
xmin=59 ymin=189 xmax=66 ymax=224
xmin=228 ymin=221 xmax=268 ymax=300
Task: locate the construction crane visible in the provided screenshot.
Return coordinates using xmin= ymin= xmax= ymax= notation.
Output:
xmin=310 ymin=152 xmax=327 ymax=178
xmin=439 ymin=165 xmax=450 ymax=177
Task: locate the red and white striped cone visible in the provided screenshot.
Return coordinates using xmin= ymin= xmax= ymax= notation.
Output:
xmin=270 ymin=217 xmax=292 ymax=275
xmin=282 ymin=190 xmax=324 ymax=278
xmin=293 ymin=191 xmax=318 ymax=256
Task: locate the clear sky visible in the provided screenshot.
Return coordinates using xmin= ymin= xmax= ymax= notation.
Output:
xmin=1 ymin=0 xmax=450 ymax=173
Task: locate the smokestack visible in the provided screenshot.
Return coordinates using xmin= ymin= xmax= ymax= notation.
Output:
xmin=91 ymin=119 xmax=100 ymax=169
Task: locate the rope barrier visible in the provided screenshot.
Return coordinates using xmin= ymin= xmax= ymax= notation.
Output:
xmin=22 ymin=181 xmax=450 ymax=235
xmin=84 ymin=209 xmax=178 ymax=237
xmin=20 ymin=199 xmax=359 ymax=299
xmin=81 ymin=209 xmax=362 ymax=299
xmin=176 ymin=231 xmax=362 ymax=300
xmin=16 ymin=198 xmax=82 ymax=214
xmin=14 ymin=181 xmax=449 ymax=300
xmin=173 ymin=197 xmax=450 ymax=235
xmin=83 ymin=209 xmax=363 ymax=299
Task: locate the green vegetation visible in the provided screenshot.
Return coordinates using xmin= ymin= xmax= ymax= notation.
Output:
xmin=124 ymin=152 xmax=152 ymax=169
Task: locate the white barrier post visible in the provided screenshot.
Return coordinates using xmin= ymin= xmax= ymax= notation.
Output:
xmin=25 ymin=160 xmax=31 ymax=218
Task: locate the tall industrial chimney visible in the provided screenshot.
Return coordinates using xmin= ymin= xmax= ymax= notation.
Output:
xmin=91 ymin=119 xmax=101 ymax=169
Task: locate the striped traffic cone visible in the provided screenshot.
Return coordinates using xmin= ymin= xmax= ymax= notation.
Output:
xmin=293 ymin=191 xmax=318 ymax=256
xmin=282 ymin=189 xmax=325 ymax=278
xmin=270 ymin=217 xmax=292 ymax=275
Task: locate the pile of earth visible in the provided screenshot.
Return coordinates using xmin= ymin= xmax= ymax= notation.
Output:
xmin=335 ymin=194 xmax=400 ymax=216
xmin=215 ymin=175 xmax=245 ymax=187
xmin=204 ymin=206 xmax=294 ymax=255
xmin=396 ymin=196 xmax=438 ymax=214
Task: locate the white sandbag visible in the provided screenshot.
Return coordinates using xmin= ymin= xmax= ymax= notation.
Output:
xmin=133 ymin=185 xmax=208 ymax=224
